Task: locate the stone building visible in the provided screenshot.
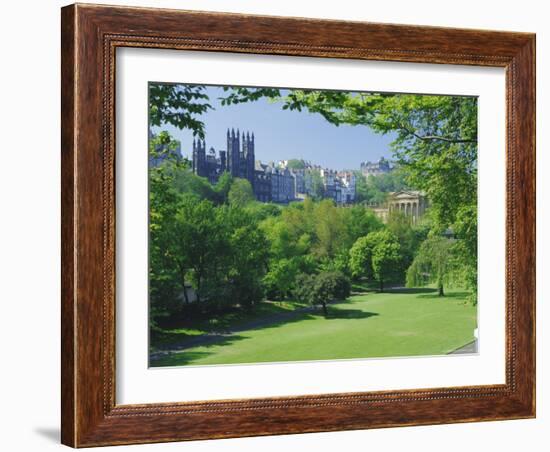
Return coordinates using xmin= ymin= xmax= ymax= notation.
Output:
xmin=371 ymin=190 xmax=428 ymax=224
xmin=192 ymin=129 xmax=296 ymax=204
xmin=338 ymin=171 xmax=356 ymax=204
xmin=269 ymin=166 xmax=296 ymax=203
xmin=360 ymin=156 xmax=392 ymax=177
xmin=192 ymin=129 xmax=356 ymax=205
xmin=388 ymin=190 xmax=427 ymax=224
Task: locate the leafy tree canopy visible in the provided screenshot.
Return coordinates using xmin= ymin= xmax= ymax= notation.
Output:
xmin=406 ymin=236 xmax=457 ymax=297
xmin=285 ymin=159 xmax=307 ymax=170
xmin=149 ymin=83 xmax=212 ymax=138
xmin=228 ymin=178 xmax=255 ymax=207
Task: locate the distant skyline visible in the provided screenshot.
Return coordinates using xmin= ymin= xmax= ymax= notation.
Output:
xmin=151 ymin=85 xmax=396 ymax=170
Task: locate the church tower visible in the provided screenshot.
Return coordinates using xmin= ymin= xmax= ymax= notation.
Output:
xmin=227 ymin=128 xmax=240 ymax=178
xmin=192 ymin=138 xmax=206 ymax=176
xmin=245 ymin=131 xmax=255 ymax=188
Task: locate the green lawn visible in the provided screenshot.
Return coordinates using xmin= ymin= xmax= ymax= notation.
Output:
xmin=151 ymin=288 xmax=477 ymax=367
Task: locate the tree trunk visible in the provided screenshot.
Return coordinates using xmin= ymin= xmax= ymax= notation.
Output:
xmin=179 ymin=266 xmax=190 ymax=304
xmin=379 ymin=279 xmax=384 ymax=292
xmin=321 ymin=302 xmax=328 ymax=317
xmin=182 ymin=284 xmax=190 ymax=304
xmin=196 ymin=275 xmax=202 ymax=303
xmin=438 ymin=283 xmax=445 ymax=297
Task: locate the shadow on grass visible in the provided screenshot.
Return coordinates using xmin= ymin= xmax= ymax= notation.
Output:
xmin=150 ymin=334 xmax=249 ymax=366
xmin=385 ymin=287 xmax=437 ymax=295
xmin=417 ymin=291 xmax=470 ymax=300
xmin=151 ymin=302 xmax=382 ymax=361
xmin=150 ymin=351 xmax=213 ymax=367
xmin=325 ymin=308 xmax=379 ymax=320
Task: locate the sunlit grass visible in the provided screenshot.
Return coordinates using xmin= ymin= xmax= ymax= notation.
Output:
xmin=151 ymin=288 xmax=477 ymax=367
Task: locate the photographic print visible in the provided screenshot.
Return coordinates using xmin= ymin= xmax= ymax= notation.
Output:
xmin=148 ymin=83 xmax=479 ymax=368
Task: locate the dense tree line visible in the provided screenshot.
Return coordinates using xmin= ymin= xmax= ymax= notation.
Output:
xmin=149 ymin=134 xmax=435 ymax=327
xmin=219 ymin=87 xmax=478 ymax=303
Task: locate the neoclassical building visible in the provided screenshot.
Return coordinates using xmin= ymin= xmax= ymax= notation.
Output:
xmin=371 ymin=190 xmax=428 ymax=224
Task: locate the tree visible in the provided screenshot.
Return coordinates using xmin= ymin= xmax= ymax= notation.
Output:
xmin=172 ymin=170 xmax=217 ymax=201
xmin=286 ymin=159 xmax=306 ymax=170
xmin=353 ymin=171 xmax=371 ymax=204
xmin=171 ymin=196 xmax=228 ymax=304
xmin=349 ymin=236 xmax=375 ymax=281
xmin=262 ymin=258 xmax=300 ymax=300
xmin=149 ymin=130 xmax=183 ymax=165
xmin=228 ymin=178 xmax=255 ymax=207
xmin=341 ymin=205 xmax=383 ymax=249
xmin=386 ymin=210 xmax=429 ymax=273
xmin=313 ymin=199 xmax=346 ymax=258
xmin=149 ymin=131 xmax=189 ymax=325
xmin=452 ymin=205 xmax=478 ymax=304
xmin=349 ymin=230 xmax=402 ymax=291
xmin=213 ymin=171 xmax=233 ymax=204
xmin=293 ymin=271 xmax=350 ymax=317
xmin=149 ymin=83 xmax=212 ymax=138
xmin=308 ymin=170 xmax=325 ymax=201
xmin=223 ymin=207 xmax=269 ymax=309
xmin=371 ymin=235 xmax=401 ymax=292
xmin=406 ymin=236 xmax=456 ymax=297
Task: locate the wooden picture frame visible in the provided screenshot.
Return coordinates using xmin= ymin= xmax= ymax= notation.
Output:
xmin=61 ymin=3 xmax=536 ymax=447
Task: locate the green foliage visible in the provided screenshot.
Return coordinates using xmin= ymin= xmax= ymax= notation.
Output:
xmin=224 ymin=207 xmax=269 ymax=309
xmin=213 ymin=171 xmax=233 ymax=204
xmin=245 ymin=202 xmax=282 ymax=222
xmin=172 ymin=195 xmax=227 ymax=304
xmin=172 ymin=170 xmax=217 ymax=202
xmin=313 ymin=199 xmax=347 ymax=258
xmin=149 ymin=132 xmax=190 ymax=325
xmin=452 ymin=205 xmax=478 ymax=304
xmin=149 ymin=83 xmax=212 ymax=138
xmin=285 ymin=159 xmax=306 ymax=170
xmin=149 ymin=130 xmax=182 ymax=163
xmin=293 ymin=271 xmax=351 ymax=317
xmin=349 ymin=236 xmax=375 ymax=280
xmin=308 ymin=170 xmax=326 ymax=201
xmin=386 ymin=210 xmax=430 ymax=272
xmin=217 ymin=86 xmax=478 ymax=301
xmin=262 ymin=258 xmax=300 ymax=300
xmin=228 ymin=177 xmax=255 ymax=207
xmin=349 ymin=230 xmax=402 ymax=291
xmin=354 ymin=169 xmax=411 ymax=205
xmin=371 ymin=234 xmax=401 ymax=292
xmin=149 ymin=168 xmax=268 ymax=319
xmin=341 ymin=205 xmax=384 ymax=249
xmin=406 ymin=236 xmax=457 ymax=296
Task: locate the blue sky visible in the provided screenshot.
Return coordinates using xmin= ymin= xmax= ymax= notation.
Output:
xmin=151 ymin=85 xmax=395 ymax=170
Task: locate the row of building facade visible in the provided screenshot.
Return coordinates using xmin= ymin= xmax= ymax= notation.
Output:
xmin=192 ymin=129 xmax=357 ymax=204
xmin=150 ymin=130 xmax=427 ymax=223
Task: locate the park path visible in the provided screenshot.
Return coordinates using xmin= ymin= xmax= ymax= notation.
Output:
xmin=149 ymin=302 xmax=327 ymax=362
xmin=150 ymin=289 xmax=411 ymax=362
xmin=448 ymin=339 xmax=478 ymax=354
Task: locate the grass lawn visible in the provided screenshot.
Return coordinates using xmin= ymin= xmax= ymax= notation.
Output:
xmin=151 ymin=288 xmax=477 ymax=367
